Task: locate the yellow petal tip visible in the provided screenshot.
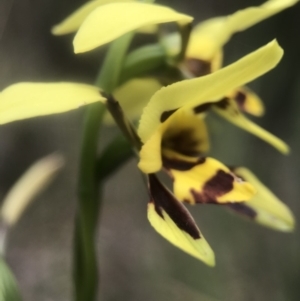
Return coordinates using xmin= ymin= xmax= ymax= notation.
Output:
xmin=51 ymin=25 xmax=62 ymax=36
xmin=73 ymin=2 xmax=193 ymax=53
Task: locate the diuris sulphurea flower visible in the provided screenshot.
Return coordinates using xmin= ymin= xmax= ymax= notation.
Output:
xmin=135 ymin=40 xmax=293 ymax=264
xmin=50 ymin=0 xmax=298 ymax=124
xmin=0 ymin=1 xmax=295 ymax=268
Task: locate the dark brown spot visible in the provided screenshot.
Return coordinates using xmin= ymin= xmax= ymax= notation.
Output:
xmin=216 ymin=97 xmax=230 ymax=110
xmin=162 ymin=157 xmax=206 ymax=171
xmin=193 ymin=102 xmax=213 ymax=114
xmin=235 ymin=91 xmax=246 ymax=109
xmin=160 ymin=109 xmax=178 ymax=123
xmin=185 ymin=58 xmax=211 ymax=77
xmin=227 ymin=203 xmax=257 ymax=219
xmin=162 ymin=128 xmax=202 ymax=157
xmin=148 ymin=174 xmax=201 ymax=239
xmin=192 ymin=170 xmax=234 ymax=204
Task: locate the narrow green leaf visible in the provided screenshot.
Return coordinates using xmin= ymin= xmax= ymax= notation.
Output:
xmin=0 ymin=257 xmax=21 ymax=301
xmin=74 ymin=31 xmax=135 ymax=301
xmin=95 ymin=32 xmax=135 ymax=93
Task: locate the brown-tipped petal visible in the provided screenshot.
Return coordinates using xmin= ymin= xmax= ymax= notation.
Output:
xmin=148 ymin=174 xmax=215 ymax=266
xmin=170 ymin=157 xmax=256 ymax=204
xmin=138 ymin=109 xmax=209 ymax=174
xmin=213 ymin=98 xmax=289 ymax=154
xmin=227 ymin=167 xmax=295 ymax=232
xmin=228 ymin=86 xmax=265 ymax=116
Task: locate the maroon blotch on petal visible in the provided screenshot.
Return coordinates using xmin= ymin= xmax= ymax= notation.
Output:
xmin=227 ymin=203 xmax=257 ymax=219
xmin=162 ymin=157 xmax=206 ymax=171
xmin=185 ymin=58 xmax=212 ymax=77
xmin=192 ymin=170 xmax=234 ymax=203
xmin=148 ymin=174 xmax=201 ymax=239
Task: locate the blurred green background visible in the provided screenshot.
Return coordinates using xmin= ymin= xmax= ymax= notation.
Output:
xmin=0 ymin=0 xmax=299 ymax=300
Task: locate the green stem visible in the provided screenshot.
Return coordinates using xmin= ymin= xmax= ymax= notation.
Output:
xmin=74 ymin=33 xmax=134 ymax=301
xmin=95 ymin=33 xmax=134 ymax=93
xmin=119 ymin=43 xmax=166 ymax=85
xmin=74 ymin=102 xmax=106 ymax=301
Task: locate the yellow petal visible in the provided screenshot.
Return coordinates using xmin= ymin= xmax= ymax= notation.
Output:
xmin=0 ymin=154 xmax=64 ymax=226
xmin=162 ymin=110 xmax=210 ymax=155
xmin=0 ymin=82 xmax=105 ymax=124
xmin=138 ymin=127 xmax=164 ymax=173
xmin=138 ymin=40 xmax=283 ymax=143
xmin=148 ymin=175 xmax=215 ymax=266
xmin=228 ymin=86 xmax=265 ymax=116
xmin=162 ymin=33 xmax=223 ymax=73
xmin=138 ymin=109 xmax=209 ymax=173
xmin=229 ymin=167 xmax=295 ymax=232
xmin=185 ymin=51 xmax=223 ymax=77
xmin=73 ymin=2 xmax=193 ymax=53
xmin=170 ymin=157 xmax=256 ymax=204
xmin=52 ymin=0 xmax=134 ymax=35
xmin=189 ymin=0 xmax=298 ymax=60
xmin=104 ymin=77 xmax=162 ymax=125
xmin=213 ymin=98 xmax=289 ymax=154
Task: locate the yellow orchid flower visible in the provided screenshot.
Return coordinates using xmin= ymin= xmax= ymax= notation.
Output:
xmin=186 ymin=0 xmax=298 ymax=63
xmin=126 ymin=0 xmax=297 ymax=127
xmin=53 ymin=0 xmax=296 ymax=125
xmin=144 ymin=112 xmax=254 ymax=266
xmin=138 ymin=40 xmax=287 ymax=169
xmin=163 ymin=0 xmax=298 ymax=68
xmin=0 ymin=0 xmax=294 ymax=269
xmin=134 ymin=40 xmax=294 ymax=264
xmin=162 ymin=0 xmax=298 ymax=117
xmin=51 ymin=0 xmax=298 ymax=127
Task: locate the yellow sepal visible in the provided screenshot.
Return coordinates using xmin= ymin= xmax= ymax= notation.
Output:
xmin=163 ymin=32 xmax=223 ymax=74
xmin=231 ymin=167 xmax=295 ymax=232
xmin=52 ymin=0 xmax=134 ymax=35
xmin=104 ymin=77 xmax=162 ymax=125
xmin=188 ymin=0 xmax=298 ymax=61
xmin=213 ymin=98 xmax=289 ymax=154
xmin=73 ymin=2 xmax=193 ymax=53
xmin=138 ymin=40 xmax=283 ymax=143
xmin=162 ymin=110 xmax=209 ymax=155
xmin=0 ymin=82 xmax=104 ymax=124
xmin=148 ymin=175 xmax=215 ymax=266
xmin=138 ymin=109 xmax=209 ymax=174
xmin=228 ymin=86 xmax=265 ymax=116
xmin=148 ymin=203 xmax=215 ymax=266
xmin=170 ymin=157 xmax=256 ymax=204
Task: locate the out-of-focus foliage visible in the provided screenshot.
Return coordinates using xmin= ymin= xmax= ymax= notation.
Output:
xmin=0 ymin=257 xmax=21 ymax=301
